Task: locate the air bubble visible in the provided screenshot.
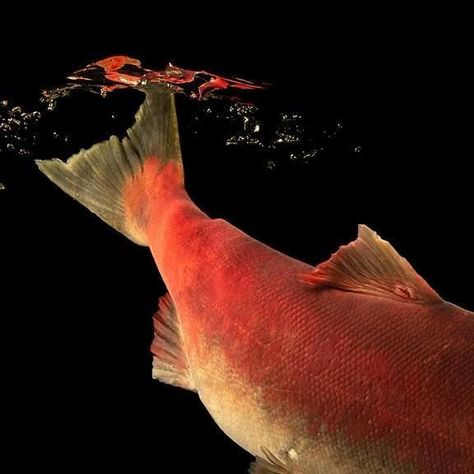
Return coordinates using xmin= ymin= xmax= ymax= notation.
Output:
xmin=10 ymin=106 xmax=22 ymax=116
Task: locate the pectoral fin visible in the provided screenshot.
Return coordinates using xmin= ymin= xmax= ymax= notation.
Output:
xmin=150 ymin=293 xmax=195 ymax=391
xmin=249 ymin=447 xmax=291 ymax=474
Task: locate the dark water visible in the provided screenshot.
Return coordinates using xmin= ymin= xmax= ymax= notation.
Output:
xmin=1 ymin=22 xmax=472 ymax=473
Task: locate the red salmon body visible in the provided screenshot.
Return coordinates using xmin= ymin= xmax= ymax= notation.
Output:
xmin=37 ymin=85 xmax=474 ymax=473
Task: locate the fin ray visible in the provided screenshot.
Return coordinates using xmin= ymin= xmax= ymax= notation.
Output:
xmin=249 ymin=447 xmax=291 ymax=474
xmin=36 ymin=86 xmax=182 ymax=245
xmin=151 ymin=293 xmax=195 ymax=391
xmin=301 ymin=225 xmax=441 ymax=304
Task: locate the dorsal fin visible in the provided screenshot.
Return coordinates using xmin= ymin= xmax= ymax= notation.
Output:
xmin=300 ymin=225 xmax=441 ymax=305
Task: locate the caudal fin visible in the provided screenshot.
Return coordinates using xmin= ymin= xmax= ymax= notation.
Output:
xmin=36 ymin=86 xmax=183 ymax=245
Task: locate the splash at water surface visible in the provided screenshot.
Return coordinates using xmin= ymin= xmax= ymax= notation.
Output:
xmin=1 ymin=56 xmax=361 ymax=187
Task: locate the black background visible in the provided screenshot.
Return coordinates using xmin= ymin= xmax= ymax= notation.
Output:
xmin=2 ymin=10 xmax=472 ymax=472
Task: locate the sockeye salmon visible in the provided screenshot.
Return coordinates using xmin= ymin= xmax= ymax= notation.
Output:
xmin=37 ymin=87 xmax=474 ymax=473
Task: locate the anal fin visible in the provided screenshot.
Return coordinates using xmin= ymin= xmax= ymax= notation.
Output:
xmin=249 ymin=447 xmax=291 ymax=474
xmin=151 ymin=293 xmax=195 ymax=391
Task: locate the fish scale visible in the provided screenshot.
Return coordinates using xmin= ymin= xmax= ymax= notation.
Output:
xmin=36 ymin=85 xmax=474 ymax=473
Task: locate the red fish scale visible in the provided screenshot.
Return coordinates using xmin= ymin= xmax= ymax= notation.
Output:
xmin=201 ymin=249 xmax=473 ymax=471
xmin=148 ymin=194 xmax=473 ymax=472
xmin=255 ymin=292 xmax=472 ymax=471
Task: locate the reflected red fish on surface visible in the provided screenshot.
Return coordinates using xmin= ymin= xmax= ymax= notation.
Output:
xmin=67 ymin=55 xmax=267 ymax=98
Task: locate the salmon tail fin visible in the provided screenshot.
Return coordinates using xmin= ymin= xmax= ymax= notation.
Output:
xmin=36 ymin=86 xmax=183 ymax=246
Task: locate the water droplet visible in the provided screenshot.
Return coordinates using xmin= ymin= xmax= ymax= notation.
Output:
xmin=266 ymin=160 xmax=276 ymax=170
xmin=10 ymin=106 xmax=22 ymax=116
xmin=8 ymin=118 xmax=21 ymax=127
xmin=288 ymin=449 xmax=298 ymax=461
xmin=0 ymin=182 xmax=5 ymax=191
xmin=0 ymin=100 xmax=8 ymax=108
xmin=353 ymin=145 xmax=362 ymax=153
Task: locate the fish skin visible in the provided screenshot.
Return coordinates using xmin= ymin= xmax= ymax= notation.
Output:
xmin=129 ymin=157 xmax=474 ymax=473
xmin=36 ymin=87 xmax=474 ymax=473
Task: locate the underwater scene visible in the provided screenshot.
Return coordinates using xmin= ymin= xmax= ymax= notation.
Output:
xmin=1 ymin=29 xmax=473 ymax=473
